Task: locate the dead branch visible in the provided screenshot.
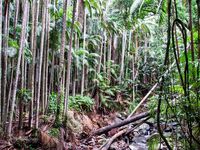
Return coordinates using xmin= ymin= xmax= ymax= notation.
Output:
xmin=99 ymin=117 xmax=151 ymax=150
xmin=93 ymin=111 xmax=149 ymax=135
xmin=100 ymin=129 xmax=127 ymax=150
xmin=128 ymin=83 xmax=158 ymax=118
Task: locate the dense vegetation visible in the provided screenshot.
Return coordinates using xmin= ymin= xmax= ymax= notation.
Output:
xmin=0 ymin=0 xmax=200 ymax=149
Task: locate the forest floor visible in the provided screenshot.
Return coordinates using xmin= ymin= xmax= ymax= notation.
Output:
xmin=0 ymin=107 xmax=172 ymax=150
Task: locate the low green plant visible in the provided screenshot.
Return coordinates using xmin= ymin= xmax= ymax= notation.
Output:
xmin=69 ymin=95 xmax=94 ymax=112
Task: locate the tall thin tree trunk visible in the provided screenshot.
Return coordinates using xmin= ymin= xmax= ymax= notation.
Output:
xmin=73 ymin=35 xmax=79 ymax=96
xmin=72 ymin=1 xmax=80 ymax=96
xmin=49 ymin=51 xmax=55 ymax=94
xmin=112 ymin=35 xmax=118 ymax=64
xmin=55 ymin=0 xmax=68 ymax=123
xmin=143 ymin=37 xmax=148 ymax=83
xmin=2 ymin=0 xmax=9 ymax=122
xmin=6 ymin=0 xmax=19 ymax=124
xmin=35 ymin=0 xmax=46 ymax=128
xmin=0 ymin=0 xmax=2 ymax=124
xmin=197 ymin=0 xmax=200 ymax=60
xmin=41 ymin=0 xmax=49 ymax=115
xmin=119 ymin=30 xmax=127 ymax=83
xmin=132 ymin=54 xmax=135 ymax=101
xmin=5 ymin=61 xmax=14 ymax=126
xmin=28 ymin=0 xmax=40 ymax=129
xmin=14 ymin=0 xmax=19 ymax=36
xmin=107 ymin=35 xmax=112 ymax=81
xmin=97 ymin=37 xmax=103 ymax=74
xmin=189 ymin=0 xmax=195 ymax=79
xmin=42 ymin=39 xmax=47 ymax=115
xmin=134 ymin=36 xmax=139 ymax=96
xmin=64 ymin=0 xmax=77 ymax=115
xmin=18 ymin=43 xmax=26 ymax=131
xmin=128 ymin=31 xmax=135 ymax=101
xmin=103 ymin=32 xmax=107 ymax=73
xmin=72 ymin=66 xmax=76 ymax=96
xmin=45 ymin=0 xmax=50 ymax=111
xmin=7 ymin=0 xmax=29 ymax=136
xmin=81 ymin=9 xmax=86 ymax=96
xmin=126 ymin=31 xmax=132 ymax=80
xmin=42 ymin=45 xmax=46 ymax=114
xmin=85 ymin=65 xmax=88 ymax=92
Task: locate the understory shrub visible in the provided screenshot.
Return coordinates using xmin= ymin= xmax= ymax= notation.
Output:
xmin=69 ymin=95 xmax=94 ymax=112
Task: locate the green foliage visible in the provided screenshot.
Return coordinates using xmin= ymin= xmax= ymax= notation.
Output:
xmin=48 ymin=92 xmax=64 ymax=115
xmin=171 ymin=85 xmax=184 ymax=94
xmin=17 ymin=88 xmax=32 ymax=104
xmin=24 ymin=40 xmax=32 ymax=63
xmin=94 ymin=73 xmax=128 ymax=111
xmin=128 ymin=100 xmax=138 ymax=114
xmin=130 ymin=0 xmax=144 ymax=15
xmin=7 ymin=38 xmax=18 ymax=57
xmin=84 ymin=0 xmax=102 ymax=17
xmin=192 ymin=124 xmax=200 ymax=148
xmin=69 ymin=95 xmax=94 ymax=112
xmin=2 ymin=0 xmax=200 ymax=148
xmin=86 ymin=64 xmax=129 ymax=101
xmin=99 ymin=94 xmax=124 ymax=111
xmin=147 ymin=95 xmax=158 ymax=108
xmin=48 ymin=128 xmax=60 ymax=138
xmin=8 ymin=38 xmax=19 ymax=49
xmin=48 ymin=92 xmax=58 ymax=114
xmin=147 ymin=133 xmax=160 ymax=150
xmin=49 ymin=28 xmax=60 ymax=51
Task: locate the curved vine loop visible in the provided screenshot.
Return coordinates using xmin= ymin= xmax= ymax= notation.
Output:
xmin=157 ymin=0 xmax=172 ymax=149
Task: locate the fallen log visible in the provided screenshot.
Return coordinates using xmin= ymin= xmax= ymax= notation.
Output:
xmin=92 ymin=111 xmax=149 ymax=135
xmin=99 ymin=117 xmax=151 ymax=150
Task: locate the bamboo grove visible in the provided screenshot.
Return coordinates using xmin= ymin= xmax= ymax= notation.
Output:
xmin=0 ymin=0 xmax=200 ymax=148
